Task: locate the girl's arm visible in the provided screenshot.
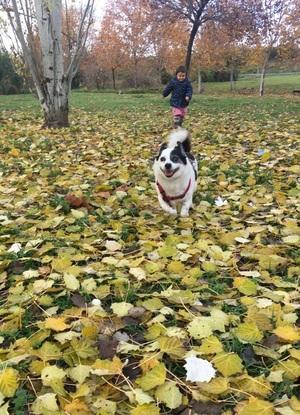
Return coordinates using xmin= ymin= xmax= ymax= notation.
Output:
xmin=186 ymin=80 xmax=193 ymax=100
xmin=163 ymin=80 xmax=174 ymax=97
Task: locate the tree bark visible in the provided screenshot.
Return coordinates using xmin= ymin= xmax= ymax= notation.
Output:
xmin=230 ymin=66 xmax=234 ymax=92
xmin=259 ymin=66 xmax=266 ymax=96
xmin=259 ymin=51 xmax=271 ymax=97
xmin=43 ymin=101 xmax=69 ymax=128
xmin=185 ymin=22 xmax=199 ymax=73
xmin=133 ymin=55 xmax=138 ymax=88
xmin=197 ymin=67 xmax=204 ymax=94
xmin=112 ymin=67 xmax=116 ymax=89
xmin=34 ymin=0 xmax=70 ymax=127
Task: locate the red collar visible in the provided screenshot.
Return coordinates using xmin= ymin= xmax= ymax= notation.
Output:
xmin=156 ymin=179 xmax=191 ymax=206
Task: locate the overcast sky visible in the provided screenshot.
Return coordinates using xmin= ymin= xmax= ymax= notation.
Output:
xmin=94 ymin=0 xmax=107 ymax=18
xmin=0 ymin=1 xmax=107 ymax=49
xmin=76 ymin=0 xmax=107 ymax=20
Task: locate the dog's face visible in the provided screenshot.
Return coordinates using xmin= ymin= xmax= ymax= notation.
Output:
xmin=156 ymin=142 xmax=187 ymax=179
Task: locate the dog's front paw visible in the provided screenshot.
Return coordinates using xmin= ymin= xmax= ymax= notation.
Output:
xmin=180 ymin=209 xmax=189 ymax=217
xmin=164 ymin=207 xmax=177 ymax=215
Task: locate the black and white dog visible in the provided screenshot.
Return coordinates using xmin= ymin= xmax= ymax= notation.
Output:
xmin=153 ymin=128 xmax=198 ymax=217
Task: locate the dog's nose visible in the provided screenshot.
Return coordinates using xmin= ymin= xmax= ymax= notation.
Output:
xmin=165 ymin=163 xmax=172 ymax=170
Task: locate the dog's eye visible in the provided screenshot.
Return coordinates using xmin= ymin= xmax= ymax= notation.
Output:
xmin=160 ymin=157 xmax=166 ymax=162
xmin=172 ymin=156 xmax=179 ymax=162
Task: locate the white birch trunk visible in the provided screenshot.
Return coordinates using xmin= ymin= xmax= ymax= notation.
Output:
xmin=3 ymin=0 xmax=94 ymax=128
xmin=34 ymin=0 xmax=69 ymax=127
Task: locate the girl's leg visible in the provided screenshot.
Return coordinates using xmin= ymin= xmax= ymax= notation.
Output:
xmin=174 ymin=116 xmax=182 ymax=127
xmin=180 ymin=107 xmax=188 ymax=126
xmin=172 ymin=107 xmax=183 ymax=128
xmin=172 ymin=107 xmax=188 ymax=128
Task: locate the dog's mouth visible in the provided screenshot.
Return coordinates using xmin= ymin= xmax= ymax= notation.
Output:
xmin=161 ymin=167 xmax=179 ymax=178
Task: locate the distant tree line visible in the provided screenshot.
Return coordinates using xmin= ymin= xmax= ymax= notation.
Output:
xmin=1 ymin=44 xmax=297 ymax=96
xmin=79 ymin=0 xmax=300 ymax=96
xmin=1 ymin=0 xmax=300 ymax=97
xmin=0 ymin=0 xmax=299 ymax=129
xmin=0 ymin=51 xmax=23 ymax=94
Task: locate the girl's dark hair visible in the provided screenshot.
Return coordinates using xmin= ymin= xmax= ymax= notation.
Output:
xmin=175 ymin=65 xmax=187 ymax=74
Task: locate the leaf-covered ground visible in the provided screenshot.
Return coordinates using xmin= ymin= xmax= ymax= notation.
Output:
xmin=0 ymin=103 xmax=300 ymax=415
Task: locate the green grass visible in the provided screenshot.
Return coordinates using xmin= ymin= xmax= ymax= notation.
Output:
xmin=0 ymin=94 xmax=38 ymax=111
xmin=204 ymin=73 xmax=300 ymax=95
xmin=0 ymin=73 xmax=299 ymax=121
xmin=0 ymin=92 xmax=299 ymax=121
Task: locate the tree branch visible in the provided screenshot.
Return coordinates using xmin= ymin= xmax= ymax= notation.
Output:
xmin=66 ymin=0 xmax=94 ymax=81
xmin=7 ymin=0 xmax=43 ymax=100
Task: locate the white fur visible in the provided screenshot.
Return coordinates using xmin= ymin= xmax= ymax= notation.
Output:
xmin=153 ymin=129 xmax=197 ymax=217
xmin=168 ymin=128 xmax=189 ymax=148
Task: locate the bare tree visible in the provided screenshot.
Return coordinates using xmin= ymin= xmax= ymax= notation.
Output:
xmin=150 ymin=0 xmax=217 ymax=72
xmin=0 ymin=0 xmax=94 ymax=127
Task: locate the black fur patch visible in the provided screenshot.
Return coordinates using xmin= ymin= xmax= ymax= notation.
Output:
xmin=182 ymin=134 xmax=191 ymax=153
xmin=187 ymin=153 xmax=197 ymax=179
xmin=156 ymin=142 xmax=167 ymax=160
xmin=170 ymin=145 xmax=187 ymax=165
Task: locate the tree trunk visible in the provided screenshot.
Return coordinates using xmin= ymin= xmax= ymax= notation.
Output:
xmin=259 ymin=52 xmax=270 ymax=97
xmin=185 ymin=23 xmax=199 ymax=73
xmin=112 ymin=67 xmax=116 ymax=89
xmin=230 ymin=66 xmax=234 ymax=92
xmin=42 ymin=78 xmax=70 ymax=128
xmin=43 ymin=101 xmax=69 ymax=128
xmin=259 ymin=66 xmax=266 ymax=97
xmin=34 ymin=0 xmax=71 ymax=127
xmin=197 ymin=68 xmax=204 ymax=94
xmin=6 ymin=0 xmax=94 ymax=128
xmin=133 ymin=57 xmax=138 ymax=89
xmin=259 ymin=59 xmax=268 ymax=97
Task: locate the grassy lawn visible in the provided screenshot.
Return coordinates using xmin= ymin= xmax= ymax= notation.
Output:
xmin=204 ymin=73 xmax=300 ymax=95
xmin=0 ymin=73 xmax=299 ymax=119
xmin=0 ymin=77 xmax=300 ymax=414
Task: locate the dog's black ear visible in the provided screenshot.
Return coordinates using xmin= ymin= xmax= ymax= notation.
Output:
xmin=156 ymin=142 xmax=167 ymax=159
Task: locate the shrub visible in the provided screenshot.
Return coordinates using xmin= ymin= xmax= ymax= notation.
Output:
xmin=0 ymin=53 xmax=23 ymax=94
